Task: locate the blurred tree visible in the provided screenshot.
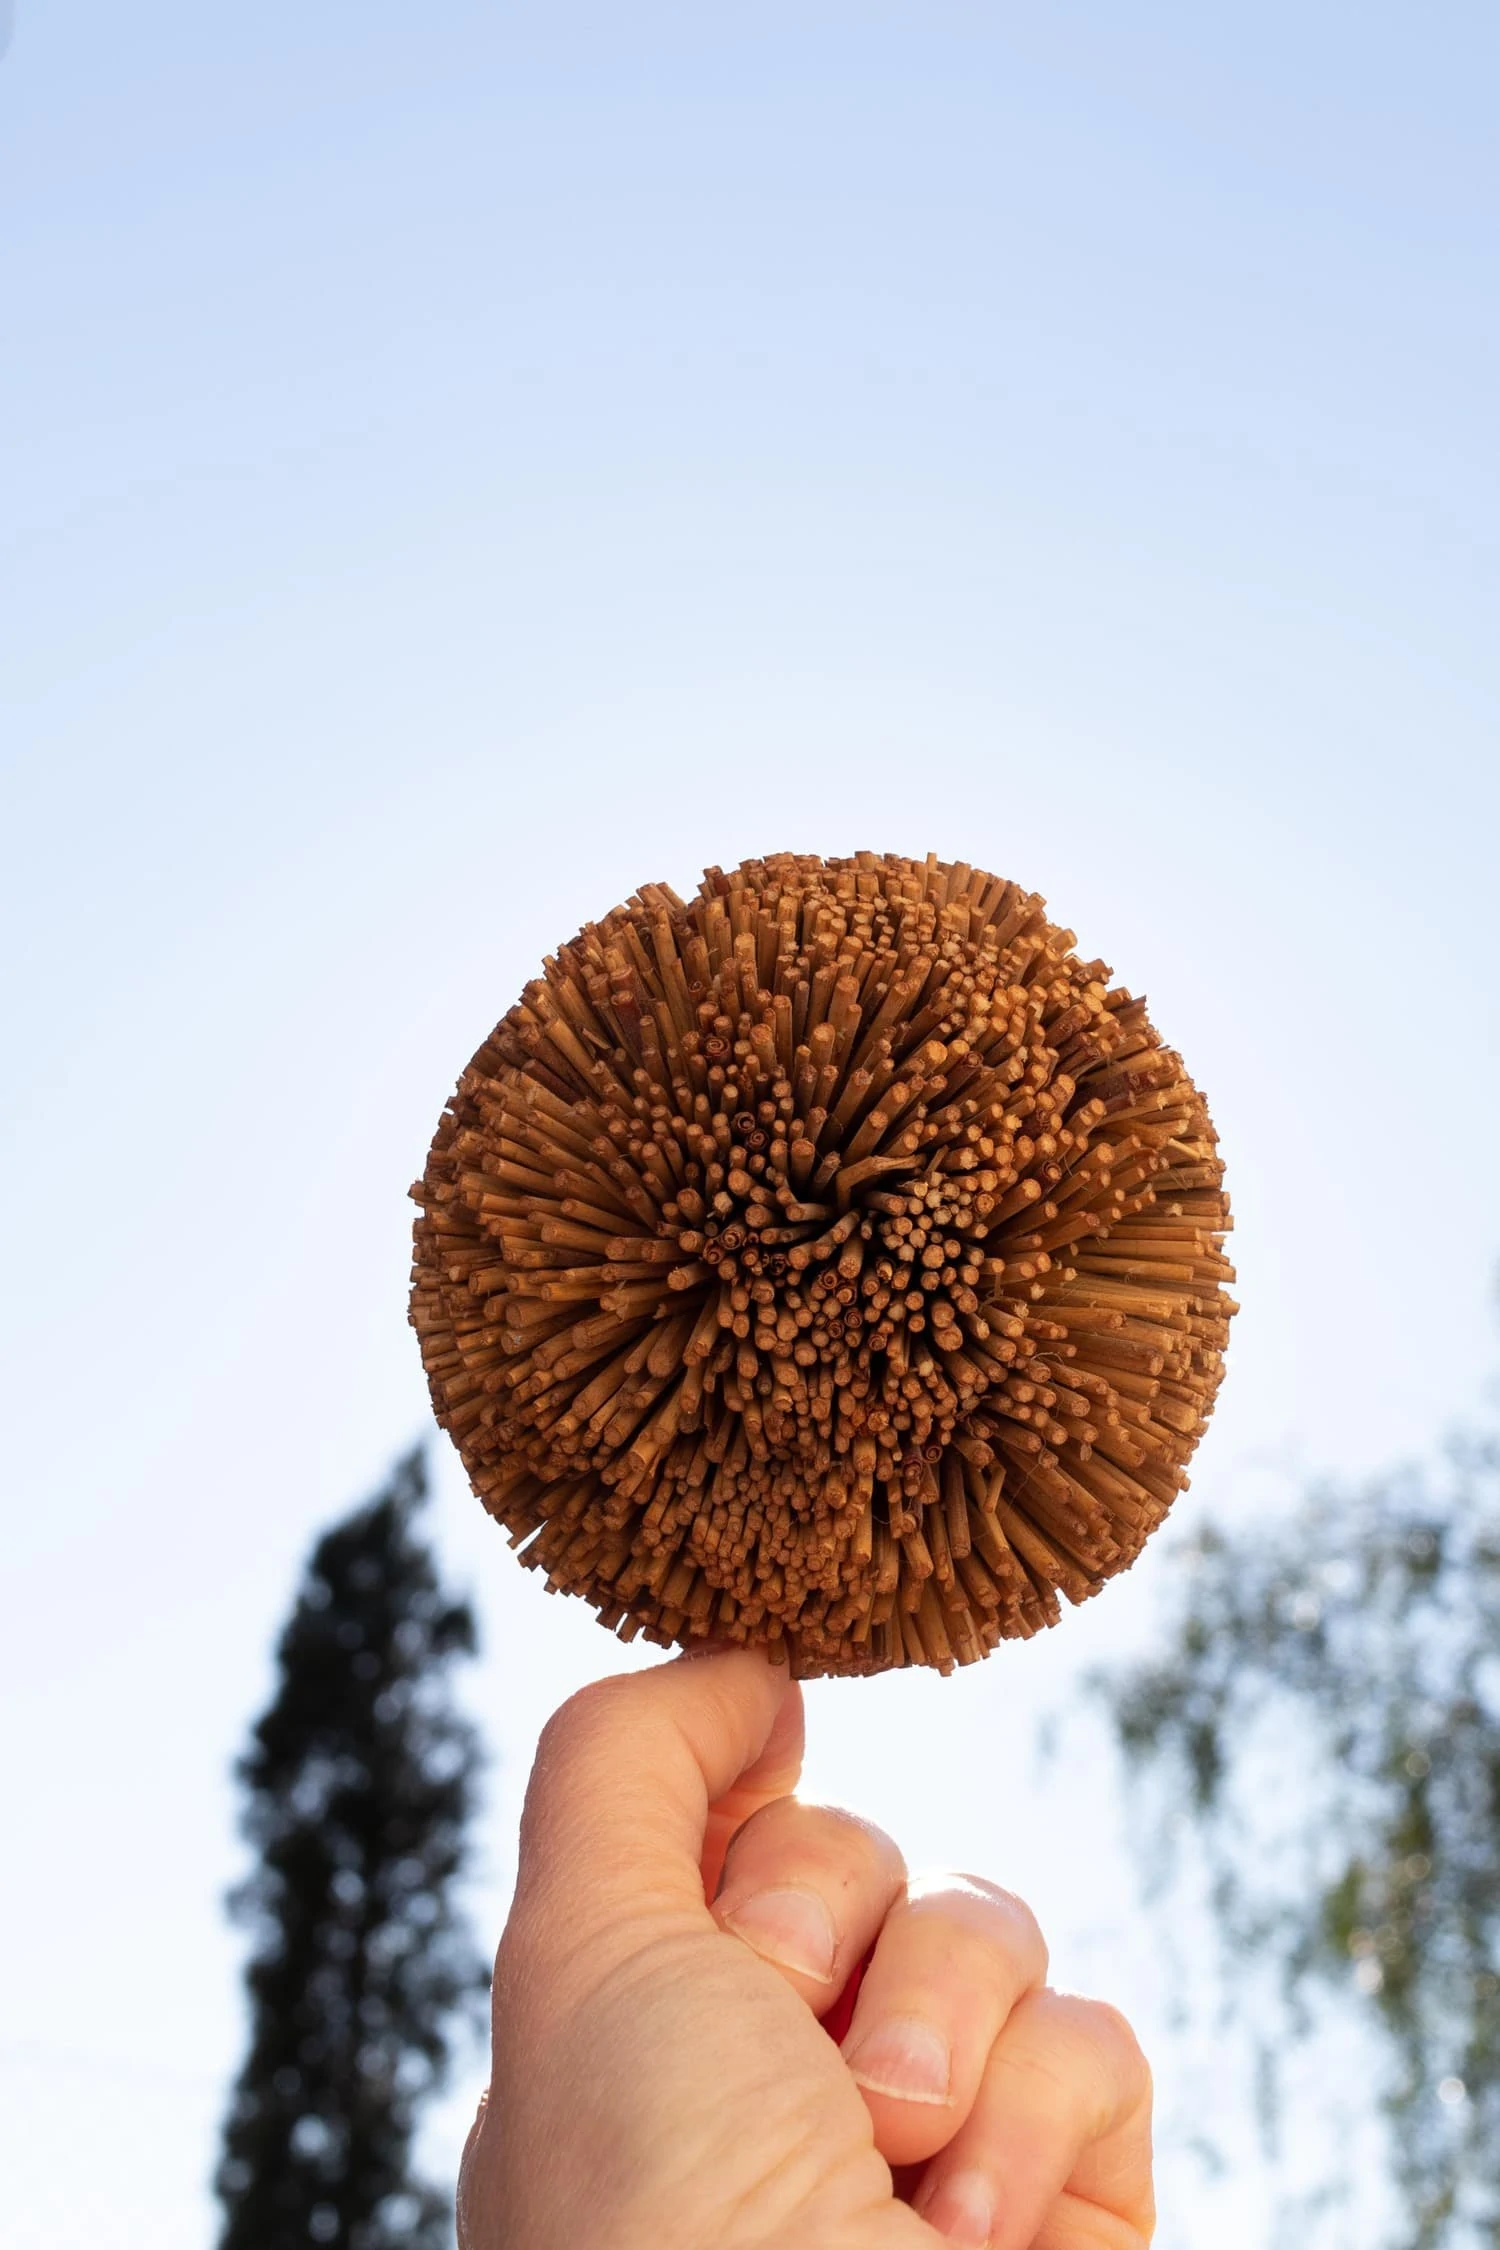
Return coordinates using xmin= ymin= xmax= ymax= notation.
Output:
xmin=215 ymin=1447 xmax=488 ymax=2250
xmin=1105 ymin=1405 xmax=1500 ymax=2248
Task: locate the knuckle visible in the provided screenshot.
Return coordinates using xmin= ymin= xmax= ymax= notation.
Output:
xmin=903 ymin=1872 xmax=1050 ymax=1979
xmin=722 ymin=1797 xmax=904 ymax=1887
xmin=1052 ymin=1993 xmax=1153 ymax=2121
xmin=527 ymin=1679 xmax=650 ymax=1835
xmin=1081 ymin=1996 xmax=1149 ymax=2074
xmin=805 ymin=1801 xmax=908 ymax=1874
xmin=535 ymin=1674 xmax=634 ymax=1765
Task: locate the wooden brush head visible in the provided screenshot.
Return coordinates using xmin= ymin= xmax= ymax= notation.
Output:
xmin=410 ymin=852 xmax=1235 ymax=1677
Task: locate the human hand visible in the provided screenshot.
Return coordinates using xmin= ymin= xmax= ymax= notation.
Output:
xmin=460 ymin=1647 xmax=1152 ymax=2250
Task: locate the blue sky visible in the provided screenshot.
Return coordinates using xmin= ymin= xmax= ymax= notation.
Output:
xmin=3 ymin=6 xmax=1497 ymax=2245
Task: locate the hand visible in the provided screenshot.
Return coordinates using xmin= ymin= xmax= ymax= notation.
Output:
xmin=460 ymin=1647 xmax=1152 ymax=2250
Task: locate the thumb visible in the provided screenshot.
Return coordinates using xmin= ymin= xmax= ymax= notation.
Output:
xmin=510 ymin=1648 xmax=804 ymax=1972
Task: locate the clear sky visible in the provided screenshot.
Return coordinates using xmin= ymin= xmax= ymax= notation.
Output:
xmin=3 ymin=5 xmax=1497 ymax=2246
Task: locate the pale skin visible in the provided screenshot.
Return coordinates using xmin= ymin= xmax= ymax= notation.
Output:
xmin=459 ymin=1647 xmax=1153 ymax=2250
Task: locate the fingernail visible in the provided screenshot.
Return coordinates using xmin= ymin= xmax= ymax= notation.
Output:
xmin=722 ymin=1886 xmax=838 ymax=1983
xmin=842 ymin=2013 xmax=952 ymax=2104
xmin=916 ymin=2168 xmax=996 ymax=2246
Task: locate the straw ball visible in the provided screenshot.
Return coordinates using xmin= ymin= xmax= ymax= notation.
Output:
xmin=410 ymin=852 xmax=1235 ymax=1677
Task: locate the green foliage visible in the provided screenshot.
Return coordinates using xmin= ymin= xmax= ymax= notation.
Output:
xmin=1107 ymin=1421 xmax=1500 ymax=2247
xmin=215 ymin=1448 xmax=488 ymax=2250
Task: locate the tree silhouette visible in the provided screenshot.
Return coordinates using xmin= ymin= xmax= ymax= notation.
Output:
xmin=215 ymin=1447 xmax=488 ymax=2250
xmin=1105 ymin=1396 xmax=1500 ymax=2247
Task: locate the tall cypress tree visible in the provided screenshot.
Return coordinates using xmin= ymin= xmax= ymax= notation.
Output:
xmin=216 ymin=1447 xmax=488 ymax=2250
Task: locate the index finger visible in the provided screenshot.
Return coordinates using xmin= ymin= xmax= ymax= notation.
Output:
xmin=511 ymin=1647 xmax=803 ymax=1973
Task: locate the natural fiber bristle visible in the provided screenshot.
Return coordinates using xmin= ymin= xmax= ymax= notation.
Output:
xmin=409 ymin=852 xmax=1236 ymax=1677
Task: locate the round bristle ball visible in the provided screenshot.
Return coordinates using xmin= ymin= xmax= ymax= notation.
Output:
xmin=409 ymin=853 xmax=1235 ymax=1677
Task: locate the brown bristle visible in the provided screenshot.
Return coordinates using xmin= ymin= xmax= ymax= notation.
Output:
xmin=409 ymin=852 xmax=1236 ymax=1678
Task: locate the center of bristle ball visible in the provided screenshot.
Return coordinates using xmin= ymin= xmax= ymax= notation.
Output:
xmin=410 ymin=852 xmax=1236 ymax=1678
